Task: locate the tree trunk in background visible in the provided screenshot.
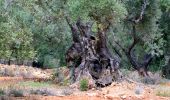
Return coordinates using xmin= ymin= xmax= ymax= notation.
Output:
xmin=162 ymin=57 xmax=170 ymax=79
xmin=113 ymin=24 xmax=153 ymax=77
xmin=65 ymin=17 xmax=121 ymax=87
xmin=162 ymin=27 xmax=170 ymax=79
xmin=161 ymin=9 xmax=170 ymax=79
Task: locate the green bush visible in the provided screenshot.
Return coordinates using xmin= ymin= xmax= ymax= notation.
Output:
xmin=43 ymin=55 xmax=60 ymax=69
xmin=80 ymin=78 xmax=88 ymax=91
xmin=0 ymin=89 xmax=5 ymax=96
xmin=9 ymin=89 xmax=24 ymax=97
xmin=30 ymin=88 xmax=55 ymax=96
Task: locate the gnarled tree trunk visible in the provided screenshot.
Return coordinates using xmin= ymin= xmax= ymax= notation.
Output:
xmin=65 ymin=17 xmax=120 ymax=87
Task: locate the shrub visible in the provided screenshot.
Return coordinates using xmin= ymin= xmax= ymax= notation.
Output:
xmin=30 ymin=88 xmax=55 ymax=96
xmin=0 ymin=89 xmax=5 ymax=96
xmin=52 ymin=70 xmax=64 ymax=84
xmin=43 ymin=55 xmax=60 ymax=69
xmin=9 ymin=89 xmax=24 ymax=97
xmin=80 ymin=78 xmax=88 ymax=91
xmin=141 ymin=77 xmax=156 ymax=84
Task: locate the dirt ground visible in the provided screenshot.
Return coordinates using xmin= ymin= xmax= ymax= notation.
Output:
xmin=0 ymin=64 xmax=170 ymax=100
xmin=0 ymin=77 xmax=170 ymax=100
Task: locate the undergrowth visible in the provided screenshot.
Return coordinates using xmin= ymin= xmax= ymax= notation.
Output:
xmin=80 ymin=78 xmax=88 ymax=91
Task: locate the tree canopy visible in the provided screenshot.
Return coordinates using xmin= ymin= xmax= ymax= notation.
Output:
xmin=0 ymin=0 xmax=169 ymax=76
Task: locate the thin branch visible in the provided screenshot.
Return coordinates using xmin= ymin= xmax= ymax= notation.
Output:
xmin=65 ymin=16 xmax=80 ymax=43
xmin=142 ymin=53 xmax=153 ymax=67
xmin=113 ymin=40 xmax=127 ymax=53
xmin=4 ymin=0 xmax=13 ymax=9
xmin=111 ymin=32 xmax=127 ymax=53
xmin=108 ymin=40 xmax=122 ymax=58
xmin=134 ymin=0 xmax=147 ymax=23
xmin=65 ymin=16 xmax=73 ymax=28
xmin=128 ymin=25 xmax=139 ymax=54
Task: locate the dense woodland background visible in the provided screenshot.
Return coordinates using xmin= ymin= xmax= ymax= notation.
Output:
xmin=0 ymin=0 xmax=169 ymax=75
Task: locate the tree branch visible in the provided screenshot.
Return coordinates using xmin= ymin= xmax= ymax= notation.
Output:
xmin=65 ymin=16 xmax=73 ymax=29
xmin=113 ymin=40 xmax=127 ymax=53
xmin=128 ymin=25 xmax=139 ymax=54
xmin=134 ymin=0 xmax=147 ymax=23
xmin=65 ymin=16 xmax=80 ymax=43
xmin=142 ymin=53 xmax=153 ymax=67
xmin=108 ymin=40 xmax=122 ymax=58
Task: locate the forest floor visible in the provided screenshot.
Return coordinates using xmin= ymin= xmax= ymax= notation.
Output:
xmin=0 ymin=64 xmax=170 ymax=100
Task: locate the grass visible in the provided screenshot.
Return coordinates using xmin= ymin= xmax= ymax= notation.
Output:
xmin=80 ymin=78 xmax=88 ymax=91
xmin=18 ymin=81 xmax=53 ymax=88
xmin=155 ymin=85 xmax=170 ymax=97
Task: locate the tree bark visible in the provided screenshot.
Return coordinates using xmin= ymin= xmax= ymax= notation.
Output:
xmin=65 ymin=18 xmax=120 ymax=86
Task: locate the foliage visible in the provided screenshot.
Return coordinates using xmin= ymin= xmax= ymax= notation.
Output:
xmin=0 ymin=89 xmax=5 ymax=96
xmin=80 ymin=78 xmax=88 ymax=91
xmin=110 ymin=0 xmax=166 ymax=71
xmin=0 ymin=0 xmax=71 ymax=67
xmin=0 ymin=0 xmax=169 ymax=74
xmin=9 ymin=89 xmax=24 ymax=97
xmin=0 ymin=0 xmax=36 ymax=61
xmin=67 ymin=0 xmax=127 ymax=30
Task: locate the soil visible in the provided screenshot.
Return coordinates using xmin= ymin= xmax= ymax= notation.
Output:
xmin=0 ymin=64 xmax=170 ymax=100
xmin=0 ymin=77 xmax=170 ymax=100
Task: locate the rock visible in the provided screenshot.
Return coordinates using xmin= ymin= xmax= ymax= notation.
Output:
xmin=120 ymin=95 xmax=126 ymax=99
xmin=88 ymin=79 xmax=96 ymax=89
xmin=69 ymin=82 xmax=79 ymax=89
xmin=135 ymin=85 xmax=144 ymax=95
xmin=91 ymin=88 xmax=95 ymax=91
xmin=86 ymin=93 xmax=98 ymax=96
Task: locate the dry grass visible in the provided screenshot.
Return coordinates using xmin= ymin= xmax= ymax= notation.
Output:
xmin=155 ymin=85 xmax=170 ymax=97
xmin=0 ymin=64 xmax=53 ymax=79
xmin=0 ymin=80 xmax=67 ymax=97
xmin=121 ymin=69 xmax=166 ymax=85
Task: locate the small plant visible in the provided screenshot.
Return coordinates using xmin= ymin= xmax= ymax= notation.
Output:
xmin=0 ymin=89 xmax=5 ymax=96
xmin=30 ymin=88 xmax=55 ymax=96
xmin=142 ymin=77 xmax=156 ymax=84
xmin=9 ymin=89 xmax=24 ymax=97
xmin=62 ymin=88 xmax=73 ymax=95
xmin=80 ymin=78 xmax=88 ymax=91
